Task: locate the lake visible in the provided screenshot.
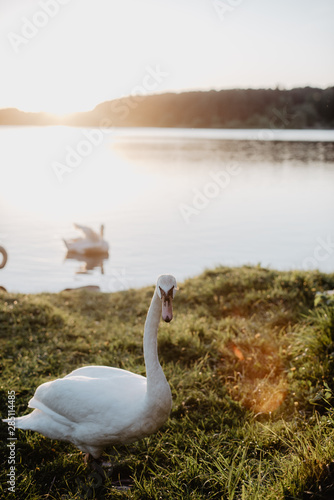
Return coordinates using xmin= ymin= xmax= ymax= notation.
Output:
xmin=0 ymin=126 xmax=333 ymax=293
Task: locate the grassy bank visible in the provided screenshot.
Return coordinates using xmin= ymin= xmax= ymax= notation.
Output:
xmin=1 ymin=265 xmax=334 ymax=499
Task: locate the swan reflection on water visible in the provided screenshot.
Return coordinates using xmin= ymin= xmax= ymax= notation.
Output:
xmin=63 ymin=223 xmax=109 ymax=274
xmin=65 ymin=251 xmax=108 ymax=275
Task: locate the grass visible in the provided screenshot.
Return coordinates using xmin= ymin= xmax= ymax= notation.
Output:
xmin=1 ymin=265 xmax=334 ymax=499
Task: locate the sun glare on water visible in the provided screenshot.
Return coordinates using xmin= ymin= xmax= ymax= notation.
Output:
xmin=1 ymin=127 xmax=154 ymax=221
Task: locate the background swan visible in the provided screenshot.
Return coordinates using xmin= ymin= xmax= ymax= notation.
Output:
xmin=0 ymin=245 xmax=8 ymax=269
xmin=63 ymin=223 xmax=109 ymax=255
xmin=4 ymin=274 xmax=177 ymax=460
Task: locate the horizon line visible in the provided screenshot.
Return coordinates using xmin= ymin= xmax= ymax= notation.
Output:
xmin=0 ymin=84 xmax=333 ymax=116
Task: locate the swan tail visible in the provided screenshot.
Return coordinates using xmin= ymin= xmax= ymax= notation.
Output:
xmin=3 ymin=395 xmax=73 ymax=430
xmin=28 ymin=397 xmax=73 ymax=427
xmin=3 ymin=406 xmax=73 ymax=439
xmin=3 ymin=410 xmax=43 ymax=430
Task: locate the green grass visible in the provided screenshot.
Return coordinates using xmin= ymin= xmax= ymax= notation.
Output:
xmin=1 ymin=265 xmax=334 ymax=499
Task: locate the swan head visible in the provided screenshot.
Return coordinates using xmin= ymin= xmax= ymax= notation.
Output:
xmin=156 ymin=274 xmax=177 ymax=323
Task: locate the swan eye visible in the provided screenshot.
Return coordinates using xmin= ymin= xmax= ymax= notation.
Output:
xmin=159 ymin=286 xmax=174 ymax=303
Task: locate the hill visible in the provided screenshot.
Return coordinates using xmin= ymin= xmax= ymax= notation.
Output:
xmin=0 ymin=87 xmax=333 ymax=129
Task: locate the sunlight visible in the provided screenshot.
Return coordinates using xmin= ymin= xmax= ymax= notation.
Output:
xmin=225 ymin=340 xmax=288 ymax=414
xmin=1 ymin=1 xmax=162 ymax=113
xmin=1 ymin=0 xmax=332 ymax=113
xmin=0 ymin=127 xmax=154 ymax=220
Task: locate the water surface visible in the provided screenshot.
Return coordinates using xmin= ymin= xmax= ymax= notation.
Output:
xmin=0 ymin=127 xmax=333 ymax=293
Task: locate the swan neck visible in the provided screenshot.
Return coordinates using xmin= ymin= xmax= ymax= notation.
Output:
xmin=143 ymin=290 xmax=163 ymax=382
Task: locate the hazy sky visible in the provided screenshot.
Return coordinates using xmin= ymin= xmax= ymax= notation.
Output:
xmin=0 ymin=0 xmax=333 ymax=113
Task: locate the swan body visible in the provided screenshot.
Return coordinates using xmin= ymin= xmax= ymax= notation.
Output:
xmin=4 ymin=275 xmax=177 ymax=459
xmin=63 ymin=224 xmax=109 ymax=255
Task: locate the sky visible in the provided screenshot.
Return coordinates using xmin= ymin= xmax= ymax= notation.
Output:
xmin=0 ymin=0 xmax=333 ymax=113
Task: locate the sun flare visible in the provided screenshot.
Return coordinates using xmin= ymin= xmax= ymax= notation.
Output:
xmin=223 ymin=339 xmax=287 ymax=414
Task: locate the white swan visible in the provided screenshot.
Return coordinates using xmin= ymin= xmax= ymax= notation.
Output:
xmin=4 ymin=275 xmax=177 ymax=459
xmin=63 ymin=223 xmax=109 ymax=255
xmin=0 ymin=245 xmax=8 ymax=269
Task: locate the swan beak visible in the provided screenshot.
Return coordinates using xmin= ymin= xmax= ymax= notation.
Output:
xmin=160 ymin=286 xmax=174 ymax=322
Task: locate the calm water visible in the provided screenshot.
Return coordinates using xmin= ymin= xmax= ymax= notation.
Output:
xmin=0 ymin=126 xmax=333 ymax=293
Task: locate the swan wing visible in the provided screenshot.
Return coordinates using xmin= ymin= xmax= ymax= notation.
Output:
xmin=74 ymin=224 xmax=99 ymax=242
xmin=65 ymin=365 xmax=133 ymax=378
xmin=30 ymin=369 xmax=147 ymax=426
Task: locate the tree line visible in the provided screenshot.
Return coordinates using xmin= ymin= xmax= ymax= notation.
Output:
xmin=0 ymin=87 xmax=333 ymax=128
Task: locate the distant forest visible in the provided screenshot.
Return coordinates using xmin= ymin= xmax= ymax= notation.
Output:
xmin=0 ymin=87 xmax=333 ymax=129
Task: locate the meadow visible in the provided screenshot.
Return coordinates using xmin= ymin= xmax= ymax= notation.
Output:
xmin=1 ymin=265 xmax=334 ymax=499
